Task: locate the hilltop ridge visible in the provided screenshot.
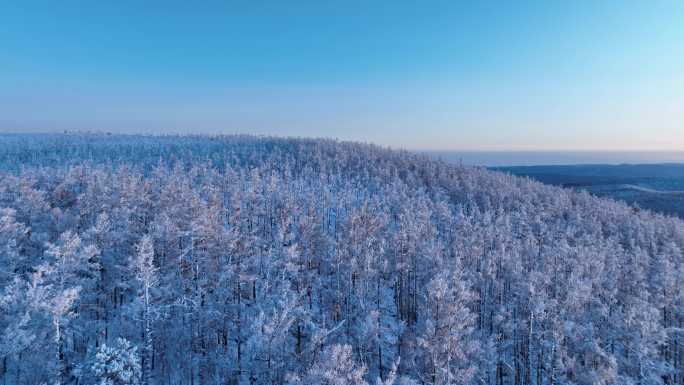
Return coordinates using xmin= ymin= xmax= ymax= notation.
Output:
xmin=0 ymin=134 xmax=682 ymax=385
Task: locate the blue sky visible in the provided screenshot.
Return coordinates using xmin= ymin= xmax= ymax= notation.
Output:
xmin=1 ymin=1 xmax=682 ymax=150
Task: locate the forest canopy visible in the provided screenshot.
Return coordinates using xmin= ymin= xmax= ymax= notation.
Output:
xmin=0 ymin=133 xmax=682 ymax=385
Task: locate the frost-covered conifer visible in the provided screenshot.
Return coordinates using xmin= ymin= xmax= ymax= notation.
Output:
xmin=91 ymin=338 xmax=141 ymax=385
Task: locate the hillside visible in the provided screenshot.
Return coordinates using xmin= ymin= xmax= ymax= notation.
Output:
xmin=0 ymin=134 xmax=683 ymax=385
xmin=498 ymin=164 xmax=684 ymax=218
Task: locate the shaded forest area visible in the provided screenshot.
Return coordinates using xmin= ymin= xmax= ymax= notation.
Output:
xmin=498 ymin=164 xmax=684 ymax=218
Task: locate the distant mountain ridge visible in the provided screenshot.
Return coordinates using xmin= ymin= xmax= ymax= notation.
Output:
xmin=497 ymin=163 xmax=684 ymax=218
xmin=426 ymin=149 xmax=684 ymax=167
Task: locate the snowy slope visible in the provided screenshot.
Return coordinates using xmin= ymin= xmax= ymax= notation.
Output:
xmin=0 ymin=134 xmax=682 ymax=385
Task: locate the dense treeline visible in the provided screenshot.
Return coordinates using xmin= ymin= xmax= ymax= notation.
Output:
xmin=0 ymin=134 xmax=682 ymax=385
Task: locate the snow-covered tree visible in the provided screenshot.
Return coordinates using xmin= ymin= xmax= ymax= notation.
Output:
xmin=418 ymin=267 xmax=478 ymax=385
xmin=287 ymin=344 xmax=368 ymax=385
xmin=91 ymin=338 xmax=141 ymax=385
xmin=131 ymin=235 xmax=157 ymax=385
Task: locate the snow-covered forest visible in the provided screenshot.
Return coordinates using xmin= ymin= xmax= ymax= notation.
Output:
xmin=0 ymin=133 xmax=682 ymax=385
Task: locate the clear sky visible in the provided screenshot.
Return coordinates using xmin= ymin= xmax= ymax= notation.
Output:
xmin=1 ymin=1 xmax=682 ymax=150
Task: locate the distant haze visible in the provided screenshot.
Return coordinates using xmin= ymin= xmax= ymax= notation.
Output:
xmin=428 ymin=151 xmax=684 ymax=167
